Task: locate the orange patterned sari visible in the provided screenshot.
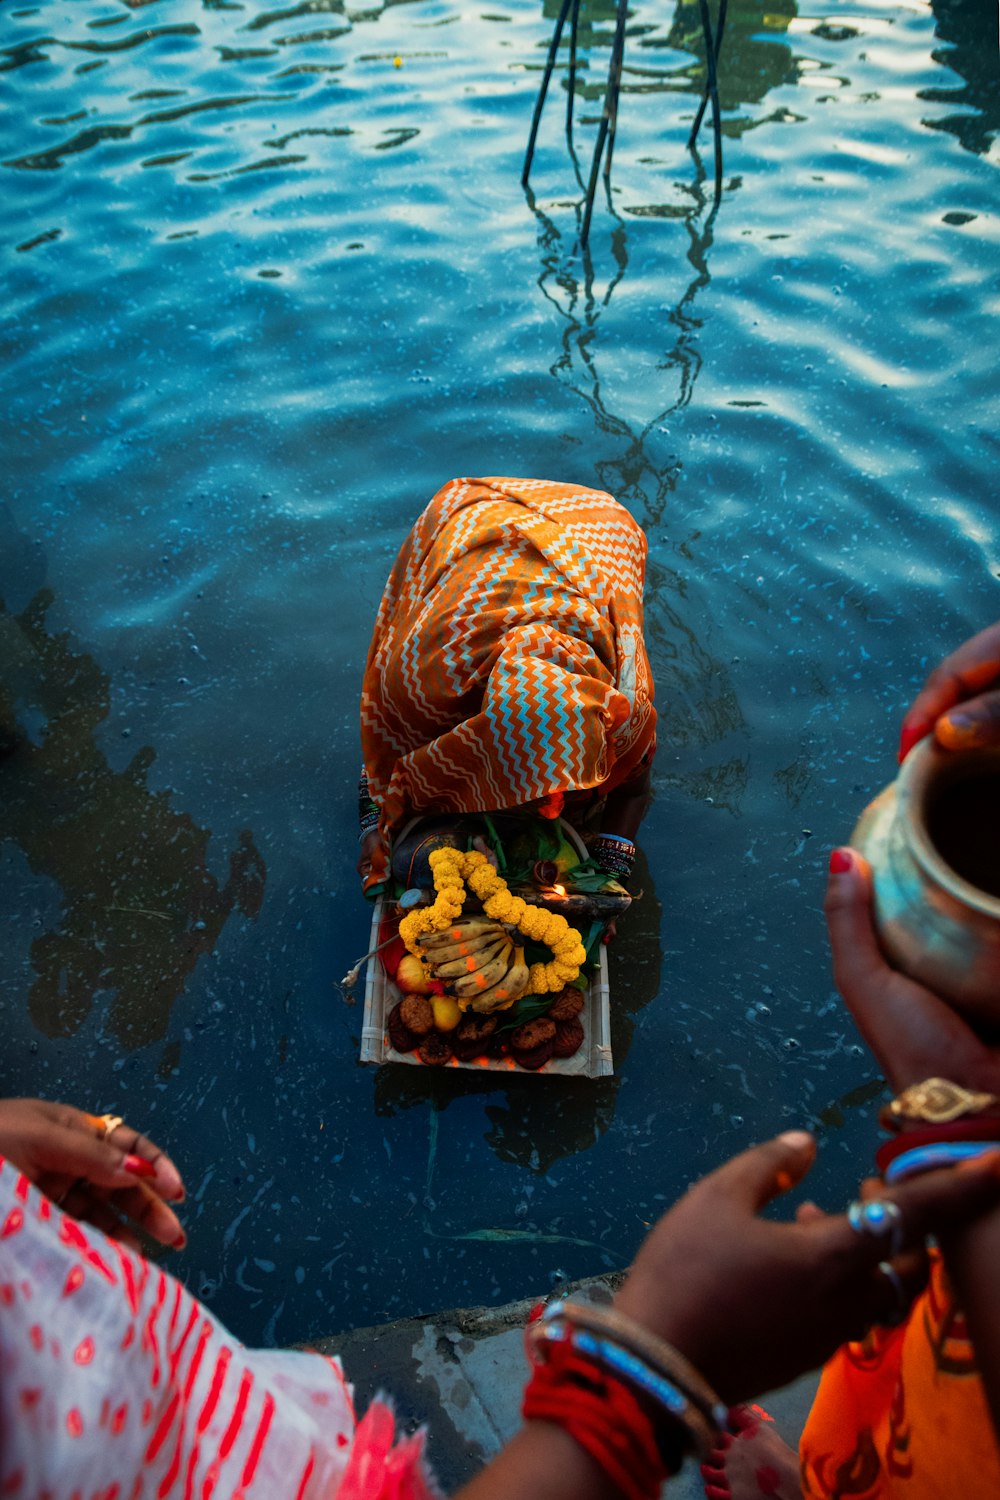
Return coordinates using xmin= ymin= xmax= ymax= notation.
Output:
xmin=800 ymin=1254 xmax=1000 ymax=1498
xmin=360 ymin=476 xmax=656 ymax=891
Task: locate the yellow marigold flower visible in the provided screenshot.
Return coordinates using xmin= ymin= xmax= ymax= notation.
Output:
xmin=398 ymin=846 xmax=584 ymax=981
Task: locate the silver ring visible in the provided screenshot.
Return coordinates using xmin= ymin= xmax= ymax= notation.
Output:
xmin=876 ymin=1261 xmax=909 ymax=1327
xmin=847 ymin=1198 xmax=906 ymax=1259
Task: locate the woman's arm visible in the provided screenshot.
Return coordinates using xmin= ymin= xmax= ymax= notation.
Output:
xmin=826 ymin=851 xmax=1000 ymax=1426
xmin=600 ymin=762 xmax=653 ymax=842
xmin=457 ymin=1421 xmax=621 ymax=1500
xmin=942 ymin=1207 xmax=1000 ymax=1440
xmin=455 ymin=1129 xmax=1000 ymax=1499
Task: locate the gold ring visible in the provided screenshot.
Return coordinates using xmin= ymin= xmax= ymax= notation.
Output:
xmin=96 ymin=1113 xmax=124 ymax=1139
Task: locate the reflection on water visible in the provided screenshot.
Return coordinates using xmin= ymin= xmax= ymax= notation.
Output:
xmin=529 ymin=0 xmax=798 ymax=232
xmin=535 ymin=0 xmax=797 ymax=119
xmin=924 ymin=0 xmax=1000 ymax=158
xmin=531 ymin=191 xmax=711 ymax=525
xmin=0 ymin=588 xmax=265 ymax=1050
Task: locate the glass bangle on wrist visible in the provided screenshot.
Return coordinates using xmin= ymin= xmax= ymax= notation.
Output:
xmin=589 ymin=833 xmax=636 ymax=882
xmin=526 ymin=1298 xmax=727 ymax=1461
xmin=875 ymin=1117 xmax=1000 ymax=1174
xmin=883 ymin=1140 xmax=1000 ymax=1183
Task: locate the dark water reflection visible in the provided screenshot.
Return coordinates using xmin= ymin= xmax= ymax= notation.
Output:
xmin=924 ymin=0 xmax=1000 ymax=158
xmin=1 ymin=573 xmax=265 ymax=1050
xmin=1 ymin=0 xmax=998 ymax=1347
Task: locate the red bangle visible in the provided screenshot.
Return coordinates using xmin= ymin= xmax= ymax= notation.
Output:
xmin=876 ymin=1117 xmax=1000 ymax=1173
xmin=522 ymin=1340 xmax=676 ymax=1500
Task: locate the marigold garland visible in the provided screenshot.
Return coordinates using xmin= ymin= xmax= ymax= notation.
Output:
xmin=398 ymin=848 xmax=586 ymax=993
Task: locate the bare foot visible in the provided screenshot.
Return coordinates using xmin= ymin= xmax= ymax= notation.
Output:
xmin=700 ymin=1405 xmax=802 ymax=1500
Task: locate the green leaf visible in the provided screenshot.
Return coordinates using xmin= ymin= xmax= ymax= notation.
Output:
xmin=582 ymin=919 xmax=605 ymax=961
xmin=481 ymin=812 xmax=507 ymax=872
xmin=495 ymin=994 xmax=554 ymax=1032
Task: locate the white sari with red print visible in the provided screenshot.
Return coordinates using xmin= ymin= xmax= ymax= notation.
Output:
xmin=0 ymin=1157 xmax=437 ymax=1500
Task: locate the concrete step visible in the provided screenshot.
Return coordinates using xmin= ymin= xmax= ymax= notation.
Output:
xmin=313 ymin=1275 xmax=821 ymax=1495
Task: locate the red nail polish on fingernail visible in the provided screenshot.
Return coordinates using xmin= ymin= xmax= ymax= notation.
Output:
xmin=172 ymin=1233 xmax=187 ymax=1250
xmin=124 ymin=1155 xmax=156 ymax=1178
xmin=829 ymin=848 xmax=852 ymax=874
xmin=898 ymin=720 xmax=931 ymax=763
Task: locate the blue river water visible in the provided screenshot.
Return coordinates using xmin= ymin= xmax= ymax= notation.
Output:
xmin=1 ymin=0 xmax=997 ymax=1348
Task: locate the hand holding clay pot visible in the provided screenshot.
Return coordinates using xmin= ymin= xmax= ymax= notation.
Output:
xmin=849 ymin=737 xmax=1000 ymax=1027
xmin=824 ymin=850 xmax=1000 ymax=1095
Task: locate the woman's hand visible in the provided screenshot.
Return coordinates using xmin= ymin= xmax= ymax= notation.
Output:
xmin=612 ymin=1129 xmax=1000 ymax=1405
xmin=899 ymin=621 xmax=1000 ymax=762
xmin=824 ymin=848 xmax=1000 ymax=1093
xmin=357 ymin=828 xmax=381 ymax=882
xmin=0 ymin=1097 xmax=186 ymax=1251
xmin=827 ymin=848 xmax=1000 ymax=1439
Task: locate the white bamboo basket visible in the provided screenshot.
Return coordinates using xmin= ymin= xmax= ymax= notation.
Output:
xmin=359 ymin=819 xmax=613 ymax=1077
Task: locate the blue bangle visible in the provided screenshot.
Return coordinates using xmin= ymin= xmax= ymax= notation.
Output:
xmin=527 ymin=1301 xmax=727 ymax=1457
xmin=883 ymin=1140 xmax=1000 ymax=1183
xmin=529 ymin=1321 xmax=716 ymax=1459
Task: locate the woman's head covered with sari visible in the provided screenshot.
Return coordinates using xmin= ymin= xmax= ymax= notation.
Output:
xmin=360 ymin=476 xmax=656 ymax=891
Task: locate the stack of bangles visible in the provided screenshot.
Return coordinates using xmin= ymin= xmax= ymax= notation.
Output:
xmin=358 ymin=767 xmax=380 ymax=843
xmin=522 ymin=1298 xmax=729 ymax=1500
xmin=589 ymin=832 xmax=636 ymax=883
xmin=876 ymin=1077 xmax=1000 ymax=1184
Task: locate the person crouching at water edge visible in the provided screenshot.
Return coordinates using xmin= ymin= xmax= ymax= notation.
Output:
xmin=357 ymin=476 xmax=656 ymax=897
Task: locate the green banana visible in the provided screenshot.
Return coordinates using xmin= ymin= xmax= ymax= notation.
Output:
xmin=451 ymin=940 xmax=514 ymax=999
xmin=469 ymin=946 xmax=530 ymax=1013
xmin=430 ymin=937 xmax=510 ymax=981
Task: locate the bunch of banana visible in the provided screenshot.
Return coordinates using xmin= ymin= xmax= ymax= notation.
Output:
xmin=416 ymin=917 xmax=505 ymax=960
xmin=415 ymin=920 xmax=531 ymax=1012
xmin=467 ymin=945 xmax=530 ymax=1014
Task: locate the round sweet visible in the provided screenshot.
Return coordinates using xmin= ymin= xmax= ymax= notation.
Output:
xmin=387 ymin=1001 xmax=417 ymax=1054
xmin=418 ymin=1032 xmax=454 ymax=1066
xmin=549 ymin=986 xmax=585 ymax=1021
xmin=509 ymin=1017 xmax=556 ymax=1052
xmin=456 ymin=1013 xmax=498 ymax=1043
xmin=510 ymin=1036 xmax=555 ymax=1071
xmin=452 ymin=1013 xmax=498 ymax=1063
xmin=399 ymin=994 xmax=435 ymax=1036
xmin=552 ymin=1017 xmax=585 ymax=1058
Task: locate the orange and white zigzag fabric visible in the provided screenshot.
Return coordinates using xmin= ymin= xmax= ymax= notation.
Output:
xmin=360 ymin=477 xmax=656 ymax=889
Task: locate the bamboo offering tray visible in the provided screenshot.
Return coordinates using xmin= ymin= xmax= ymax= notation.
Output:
xmin=359 ymin=820 xmax=613 ymax=1077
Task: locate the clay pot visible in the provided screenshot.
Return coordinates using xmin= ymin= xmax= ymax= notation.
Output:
xmin=390 ymin=815 xmax=481 ymax=890
xmin=851 ymin=737 xmax=1000 ymax=1025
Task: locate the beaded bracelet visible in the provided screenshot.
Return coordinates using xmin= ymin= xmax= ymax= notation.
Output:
xmin=883 ymin=1140 xmax=1000 ymax=1184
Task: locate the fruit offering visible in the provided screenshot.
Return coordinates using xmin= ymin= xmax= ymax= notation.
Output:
xmin=415 ymin=918 xmax=528 ymax=1011
xmin=385 ymin=982 xmax=586 ymax=1069
xmin=354 ymin=815 xmax=617 ymax=1073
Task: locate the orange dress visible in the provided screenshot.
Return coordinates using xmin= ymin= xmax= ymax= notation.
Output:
xmin=360 ymin=476 xmax=656 ymax=891
xmin=800 ymin=1254 xmax=1000 ymax=1498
